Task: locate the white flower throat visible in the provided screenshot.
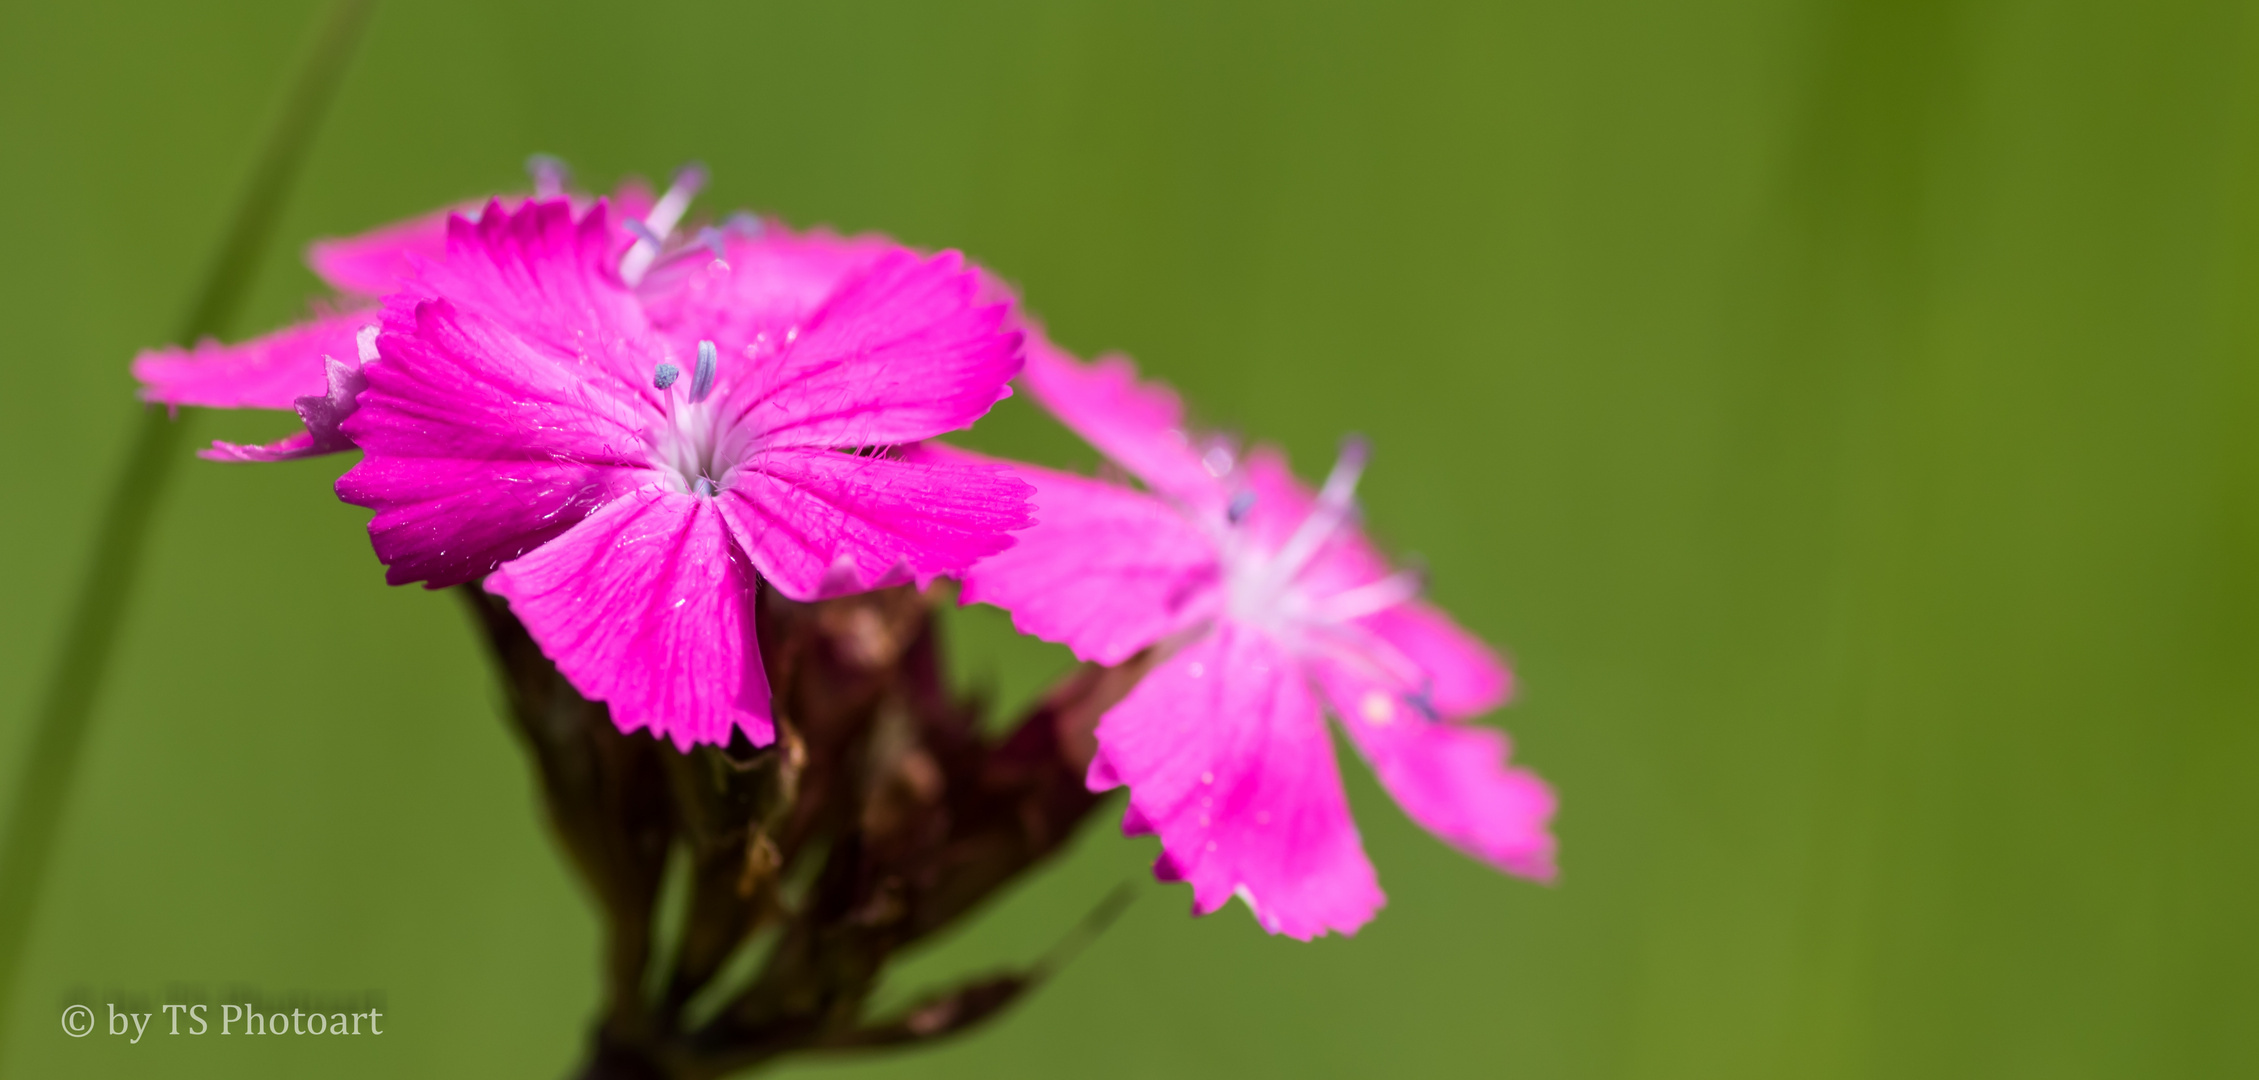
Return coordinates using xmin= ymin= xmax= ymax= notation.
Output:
xmin=1219 ymin=436 xmax=1424 ymax=633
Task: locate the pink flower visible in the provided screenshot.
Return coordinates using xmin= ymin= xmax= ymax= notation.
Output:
xmin=130 ymin=159 xmax=692 ymax=461
xmin=337 ymin=197 xmax=1030 ymax=750
xmin=947 ymin=336 xmax=1556 ymax=939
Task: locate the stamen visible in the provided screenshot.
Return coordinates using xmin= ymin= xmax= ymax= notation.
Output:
xmin=1316 ymin=434 xmax=1370 ymax=507
xmin=642 ymin=225 xmax=732 ymax=275
xmin=653 ymin=362 xmax=681 ymax=390
xmin=618 ymin=161 xmax=710 ymax=286
xmin=723 ymin=211 xmax=765 ymax=237
xmin=1314 ymin=567 xmax=1426 ymax=623
xmin=694 ymin=476 xmax=719 ymax=498
xmin=690 ymin=340 xmax=717 ymax=404
xmin=645 ymin=162 xmax=708 ymax=238
xmin=694 ymin=225 xmax=726 ymax=260
xmin=355 ymin=324 xmax=379 ymax=363
xmin=526 ymin=154 xmax=570 ymax=198
xmin=1301 ymin=618 xmax=1428 ymax=696
xmin=1227 ymin=490 xmax=1257 ymax=524
xmin=1405 ymin=690 xmax=1440 ymax=722
xmin=1260 ymin=434 xmax=1370 ymax=593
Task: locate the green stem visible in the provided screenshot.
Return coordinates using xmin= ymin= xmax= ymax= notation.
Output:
xmin=0 ymin=0 xmax=378 ymax=1054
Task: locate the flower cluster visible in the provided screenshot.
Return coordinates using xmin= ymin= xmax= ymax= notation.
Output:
xmin=136 ymin=160 xmax=1555 ymax=939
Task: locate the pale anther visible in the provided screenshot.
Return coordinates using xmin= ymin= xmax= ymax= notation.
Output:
xmin=690 ymin=340 xmax=717 ymax=403
xmin=1257 ymin=434 xmax=1372 ymax=599
xmin=644 ymin=162 xmax=707 ymax=239
xmin=1227 ymin=490 xmax=1257 ymax=524
xmin=619 ymin=162 xmax=709 ymax=286
xmin=653 ymin=362 xmax=680 ymax=390
xmin=1406 ymin=690 xmax=1439 ymax=721
xmin=526 ymin=153 xmax=570 ymax=197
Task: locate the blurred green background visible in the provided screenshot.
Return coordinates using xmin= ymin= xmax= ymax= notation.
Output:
xmin=4 ymin=0 xmax=2256 ymax=1076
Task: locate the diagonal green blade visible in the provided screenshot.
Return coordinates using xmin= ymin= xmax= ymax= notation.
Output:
xmin=0 ymin=0 xmax=380 ymax=1056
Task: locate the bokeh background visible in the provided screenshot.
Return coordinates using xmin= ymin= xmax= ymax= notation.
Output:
xmin=4 ymin=0 xmax=2256 ymax=1076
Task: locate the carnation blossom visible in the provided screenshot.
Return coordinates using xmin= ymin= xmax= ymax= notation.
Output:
xmin=947 ymin=336 xmax=1556 ymax=939
xmin=336 ymin=197 xmax=1030 ymax=750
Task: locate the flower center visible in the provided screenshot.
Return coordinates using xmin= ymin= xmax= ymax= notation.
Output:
xmin=1216 ymin=437 xmax=1432 ymax=699
xmin=1224 ymin=435 xmax=1419 ymax=631
xmin=648 ymin=340 xmax=752 ymax=497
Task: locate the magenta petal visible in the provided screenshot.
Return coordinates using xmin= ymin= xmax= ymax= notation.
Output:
xmin=294 ymin=354 xmax=366 ymax=450
xmin=610 ymin=179 xmax=657 ymax=228
xmin=731 ymin=250 xmax=1022 ymax=449
xmin=1019 ymin=335 xmax=1222 ymax=509
xmin=198 ymin=355 xmax=368 ymax=463
xmin=1359 ymin=601 xmax=1513 ymax=718
xmin=408 ymin=199 xmax=664 ymax=394
xmin=133 ymin=307 xmax=374 ymax=409
xmin=1120 ymin=800 xmax=1158 ymax=837
xmin=337 ymin=199 xmax=673 ymax=587
xmin=716 ymin=447 xmax=1033 ymax=601
xmin=934 ymin=445 xmax=1220 ymax=666
xmin=1316 ymin=658 xmax=1556 ymax=881
xmin=342 ymin=455 xmax=643 ymax=588
xmin=305 ymin=206 xmax=461 ymax=296
xmin=487 ymin=492 xmax=773 ymax=750
xmin=203 ymin=430 xmax=319 ymax=463
xmin=641 ymin=225 xmax=896 ymax=349
xmin=337 ymin=296 xmax=654 ymax=588
xmin=311 ymin=190 xmax=656 ymax=297
xmin=1086 ymin=746 xmax=1122 ymax=789
xmin=1091 ymin=624 xmax=1385 ymax=939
